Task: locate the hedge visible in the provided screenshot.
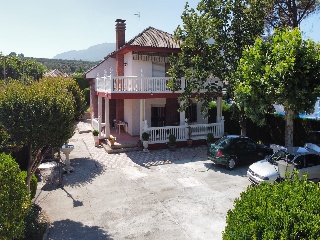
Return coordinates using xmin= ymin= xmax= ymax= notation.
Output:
xmin=223 ymin=174 xmax=320 ymax=239
xmin=209 ymin=107 xmax=320 ymax=146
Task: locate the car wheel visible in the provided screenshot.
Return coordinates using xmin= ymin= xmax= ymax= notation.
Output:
xmin=226 ymin=158 xmax=236 ymax=170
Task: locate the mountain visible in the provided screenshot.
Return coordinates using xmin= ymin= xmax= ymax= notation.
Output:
xmin=53 ymin=42 xmax=116 ymax=61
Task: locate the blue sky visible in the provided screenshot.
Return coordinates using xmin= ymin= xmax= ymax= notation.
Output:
xmin=1 ymin=0 xmax=319 ymax=59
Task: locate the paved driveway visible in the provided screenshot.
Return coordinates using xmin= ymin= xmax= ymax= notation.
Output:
xmin=35 ymin=122 xmax=250 ymax=240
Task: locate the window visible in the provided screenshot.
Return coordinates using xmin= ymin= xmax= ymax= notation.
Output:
xmin=305 ymin=154 xmax=320 ymax=167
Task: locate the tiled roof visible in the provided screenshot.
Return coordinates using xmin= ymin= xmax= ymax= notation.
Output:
xmin=126 ymin=27 xmax=180 ymax=48
xmin=84 ymin=26 xmax=180 ymax=77
xmin=44 ymin=69 xmax=70 ymax=78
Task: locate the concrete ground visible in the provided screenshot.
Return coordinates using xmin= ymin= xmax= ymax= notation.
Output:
xmin=35 ymin=121 xmax=250 ymax=240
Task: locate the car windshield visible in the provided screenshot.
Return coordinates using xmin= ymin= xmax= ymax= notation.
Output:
xmin=214 ymin=136 xmax=228 ymax=145
xmin=214 ymin=137 xmax=232 ymax=148
xmin=267 ymin=150 xmax=295 ymax=165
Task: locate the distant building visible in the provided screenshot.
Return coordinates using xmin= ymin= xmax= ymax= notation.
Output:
xmin=44 ymin=69 xmax=70 ymax=78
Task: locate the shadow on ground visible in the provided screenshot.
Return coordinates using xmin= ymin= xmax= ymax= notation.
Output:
xmin=48 ymin=219 xmax=113 ymax=240
xmin=204 ymin=162 xmax=248 ymax=177
xmin=40 ymin=157 xmax=104 ymax=190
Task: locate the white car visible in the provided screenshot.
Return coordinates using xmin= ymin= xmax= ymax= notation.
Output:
xmin=247 ymin=143 xmax=320 ymax=185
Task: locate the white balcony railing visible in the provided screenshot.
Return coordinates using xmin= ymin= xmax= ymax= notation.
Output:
xmin=95 ymin=74 xmax=222 ymax=94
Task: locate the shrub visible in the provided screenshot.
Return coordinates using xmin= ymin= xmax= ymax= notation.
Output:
xmin=142 ymin=132 xmax=150 ymax=141
xmin=223 ymin=173 xmax=320 ymax=239
xmin=20 ymin=171 xmax=38 ymax=199
xmin=0 ymin=153 xmax=30 ymax=239
xmin=168 ymin=134 xmax=176 ymax=144
xmin=17 ymin=203 xmax=48 ymax=240
xmin=207 ymin=133 xmax=214 ymax=143
xmin=92 ymin=130 xmax=99 ymax=136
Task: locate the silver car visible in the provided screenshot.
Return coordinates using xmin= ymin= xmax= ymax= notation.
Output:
xmin=247 ymin=143 xmax=320 ymax=185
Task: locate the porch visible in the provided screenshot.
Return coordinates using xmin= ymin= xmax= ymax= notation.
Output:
xmin=93 ymin=116 xmax=224 ymax=151
xmin=97 ymin=126 xmax=221 ymax=153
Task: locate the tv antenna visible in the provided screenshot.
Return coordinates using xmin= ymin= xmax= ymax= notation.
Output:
xmin=134 ymin=11 xmax=140 ymax=20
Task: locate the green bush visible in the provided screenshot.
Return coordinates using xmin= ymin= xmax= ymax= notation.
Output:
xmin=20 ymin=171 xmax=38 ymax=199
xmin=207 ymin=133 xmax=214 ymax=142
xmin=0 ymin=153 xmax=30 ymax=239
xmin=168 ymin=134 xmax=176 ymax=144
xmin=223 ymin=174 xmax=320 ymax=239
xmin=16 ymin=203 xmax=47 ymax=240
xmin=142 ymin=132 xmax=150 ymax=141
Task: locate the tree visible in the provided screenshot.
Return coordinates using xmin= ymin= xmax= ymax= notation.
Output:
xmin=265 ymin=0 xmax=320 ymax=29
xmin=168 ymin=0 xmax=268 ymax=135
xmin=234 ymin=28 xmax=320 ymax=147
xmin=0 ymin=153 xmax=31 ymax=239
xmin=223 ymin=174 xmax=320 ymax=239
xmin=0 ymin=80 xmax=75 ymax=191
xmin=0 ymin=53 xmax=47 ymax=83
xmin=42 ymin=77 xmax=86 ymax=120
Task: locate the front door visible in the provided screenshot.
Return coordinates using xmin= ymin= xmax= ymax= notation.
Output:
xmin=151 ymin=107 xmax=165 ymax=127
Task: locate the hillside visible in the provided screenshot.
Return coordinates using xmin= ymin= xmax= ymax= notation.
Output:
xmin=52 ymin=42 xmax=116 ymax=62
xmin=29 ymin=58 xmax=99 ymax=74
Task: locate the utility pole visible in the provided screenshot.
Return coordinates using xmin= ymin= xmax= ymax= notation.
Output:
xmin=134 ymin=11 xmax=141 ymax=31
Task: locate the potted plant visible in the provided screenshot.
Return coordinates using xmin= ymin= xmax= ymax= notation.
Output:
xmin=168 ymin=134 xmax=176 ymax=151
xmin=108 ymin=135 xmax=116 ymax=146
xmin=142 ymin=132 xmax=150 ymax=152
xmin=187 ymin=126 xmax=192 ymax=148
xmin=92 ymin=130 xmax=99 ymax=146
xmin=207 ymin=133 xmax=214 ymax=147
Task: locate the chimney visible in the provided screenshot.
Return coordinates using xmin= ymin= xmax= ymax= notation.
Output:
xmin=115 ymin=19 xmax=126 ymax=50
xmin=115 ymin=19 xmax=126 ymax=76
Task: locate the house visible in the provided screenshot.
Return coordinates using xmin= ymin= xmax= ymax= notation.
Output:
xmin=84 ymin=19 xmax=224 ymax=149
xmin=44 ymin=69 xmax=71 ymax=78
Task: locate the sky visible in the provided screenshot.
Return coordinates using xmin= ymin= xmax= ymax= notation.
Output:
xmin=1 ymin=0 xmax=319 ymax=59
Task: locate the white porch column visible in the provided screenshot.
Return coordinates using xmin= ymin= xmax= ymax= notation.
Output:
xmin=216 ymin=93 xmax=222 ymax=123
xmin=98 ymin=95 xmax=102 ymax=121
xmin=179 ymin=100 xmax=186 ymax=125
xmin=140 ymin=99 xmax=146 ymax=138
xmin=98 ymin=96 xmax=102 ymax=137
xmin=104 ymin=98 xmax=110 ymax=137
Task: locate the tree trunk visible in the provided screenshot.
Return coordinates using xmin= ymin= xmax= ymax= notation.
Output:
xmin=26 ymin=144 xmax=51 ymax=193
xmin=285 ymin=109 xmax=294 ymax=147
xmin=239 ymin=107 xmax=247 ymax=136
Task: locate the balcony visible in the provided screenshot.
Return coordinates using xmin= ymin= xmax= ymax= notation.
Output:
xmin=95 ymin=75 xmax=222 ymax=94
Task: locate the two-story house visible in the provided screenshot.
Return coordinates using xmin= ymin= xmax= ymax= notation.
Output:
xmin=85 ymin=19 xmax=224 ymax=149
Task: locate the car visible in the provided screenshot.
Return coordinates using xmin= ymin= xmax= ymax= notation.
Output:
xmin=207 ymin=135 xmax=273 ymax=170
xmin=247 ymin=143 xmax=320 ymax=185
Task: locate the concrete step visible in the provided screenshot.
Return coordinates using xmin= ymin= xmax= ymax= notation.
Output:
xmin=101 ymin=140 xmax=142 ymax=154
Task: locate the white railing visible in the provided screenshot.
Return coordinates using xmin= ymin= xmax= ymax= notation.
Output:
xmin=145 ymin=123 xmax=224 ymax=144
xmin=96 ymin=76 xmax=177 ymax=93
xmin=96 ymin=75 xmax=112 ymax=92
xmin=91 ymin=116 xmax=106 ymax=138
xmin=95 ymin=74 xmax=222 ymax=94
xmin=189 ymin=123 xmax=224 ymax=140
